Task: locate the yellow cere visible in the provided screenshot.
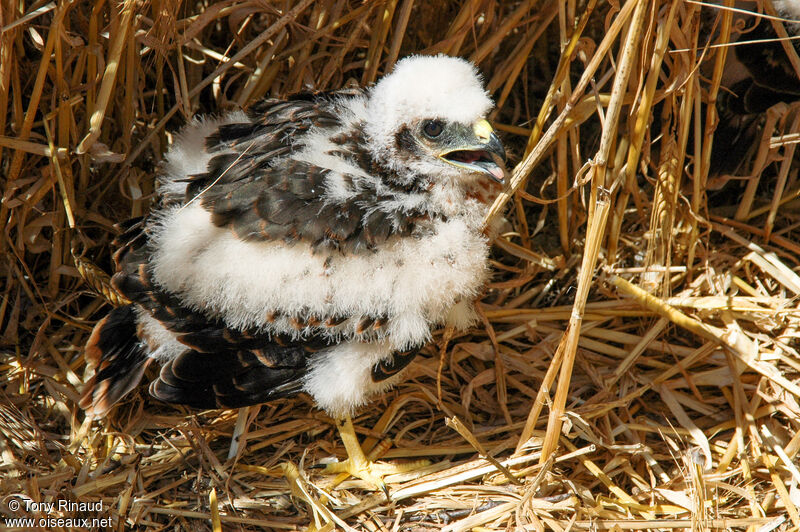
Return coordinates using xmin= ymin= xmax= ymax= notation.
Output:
xmin=472 ymin=119 xmax=494 ymax=142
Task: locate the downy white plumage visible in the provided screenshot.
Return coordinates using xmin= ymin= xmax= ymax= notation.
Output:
xmin=81 ymin=54 xmax=507 ymax=419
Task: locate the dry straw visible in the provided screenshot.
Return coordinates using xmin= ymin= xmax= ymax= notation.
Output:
xmin=2 ymin=0 xmax=800 ymax=530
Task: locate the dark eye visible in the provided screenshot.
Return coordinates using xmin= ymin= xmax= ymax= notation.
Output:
xmin=422 ymin=120 xmax=444 ymax=138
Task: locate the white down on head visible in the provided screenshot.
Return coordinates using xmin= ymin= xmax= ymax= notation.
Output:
xmin=364 ymin=54 xmax=494 ymax=178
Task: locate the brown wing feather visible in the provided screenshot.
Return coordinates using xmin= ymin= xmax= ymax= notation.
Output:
xmin=149 ymin=344 xmax=316 ymax=410
xmin=80 ymin=305 xmax=152 ymax=417
xmin=184 ymin=92 xmax=427 ymax=253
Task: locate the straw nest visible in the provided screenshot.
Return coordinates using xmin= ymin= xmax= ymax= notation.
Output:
xmin=2 ymin=0 xmax=800 ymax=530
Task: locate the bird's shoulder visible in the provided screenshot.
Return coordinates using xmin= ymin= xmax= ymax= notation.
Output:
xmin=176 ymin=89 xmax=435 ymax=254
xmin=204 ymin=89 xmax=360 ymax=157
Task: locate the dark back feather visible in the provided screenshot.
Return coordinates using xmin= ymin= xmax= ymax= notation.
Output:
xmin=184 ymin=91 xmax=434 ymax=254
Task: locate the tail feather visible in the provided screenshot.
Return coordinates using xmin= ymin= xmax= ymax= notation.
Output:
xmin=80 ymin=305 xmax=151 ymax=417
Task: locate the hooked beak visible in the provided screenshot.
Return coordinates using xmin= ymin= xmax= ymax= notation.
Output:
xmin=439 ymin=119 xmax=507 ymax=184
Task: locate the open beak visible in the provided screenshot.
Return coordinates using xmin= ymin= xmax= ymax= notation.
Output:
xmin=439 ymin=119 xmax=507 ymax=184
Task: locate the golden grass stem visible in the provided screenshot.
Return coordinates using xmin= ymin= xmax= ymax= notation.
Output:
xmin=76 ymin=0 xmax=134 ymax=155
xmin=764 ymin=110 xmax=800 ymax=239
xmin=539 ymin=193 xmax=611 ymax=462
xmin=6 ymin=1 xmax=800 ymax=528
xmin=116 ymin=0 xmax=317 ymax=176
xmin=483 ymin=0 xmax=633 ymax=227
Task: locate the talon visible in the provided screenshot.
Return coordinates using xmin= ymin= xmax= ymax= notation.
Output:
xmin=315 ymin=415 xmax=429 ymax=493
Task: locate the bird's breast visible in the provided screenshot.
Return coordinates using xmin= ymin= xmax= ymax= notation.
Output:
xmin=149 ymin=203 xmax=490 ymax=349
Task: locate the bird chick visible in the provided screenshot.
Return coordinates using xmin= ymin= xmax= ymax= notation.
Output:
xmin=80 ymin=55 xmax=507 ymax=488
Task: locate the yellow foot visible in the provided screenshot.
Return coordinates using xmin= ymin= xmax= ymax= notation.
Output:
xmin=319 ymin=454 xmax=428 ymax=495
xmin=317 ymin=415 xmax=429 ymax=495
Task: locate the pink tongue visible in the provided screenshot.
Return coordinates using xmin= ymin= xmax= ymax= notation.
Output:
xmin=488 ymin=165 xmax=506 ymax=182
